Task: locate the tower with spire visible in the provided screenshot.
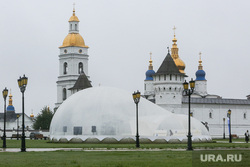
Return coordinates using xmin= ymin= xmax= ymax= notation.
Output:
xmin=56 ymin=6 xmax=91 ymax=108
xmin=144 ymin=52 xmax=155 ymax=100
xmin=194 ymin=52 xmax=207 ymax=96
xmin=6 ymin=90 xmax=15 ymax=113
xmin=143 ymin=27 xmax=187 ymax=112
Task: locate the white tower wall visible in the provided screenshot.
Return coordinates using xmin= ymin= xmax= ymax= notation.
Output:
xmin=154 ymin=74 xmax=184 ymax=106
xmin=195 ymin=80 xmax=207 ymax=96
xmin=144 ymin=81 xmax=154 ymax=97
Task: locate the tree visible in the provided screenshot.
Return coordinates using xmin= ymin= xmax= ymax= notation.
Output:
xmin=33 ymin=106 xmax=54 ymax=130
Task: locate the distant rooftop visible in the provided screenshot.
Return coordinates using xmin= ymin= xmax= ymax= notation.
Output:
xmin=182 ymin=97 xmax=250 ymax=105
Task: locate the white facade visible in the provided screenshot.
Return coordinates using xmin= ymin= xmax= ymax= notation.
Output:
xmin=0 ymin=114 xmax=34 ymax=131
xmin=179 ymin=101 xmax=250 ymax=138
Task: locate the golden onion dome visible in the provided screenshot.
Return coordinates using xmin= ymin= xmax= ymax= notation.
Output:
xmin=60 ymin=33 xmax=89 ymax=48
xmin=69 ymin=9 xmax=79 ymax=22
xmin=171 ymin=30 xmax=186 ymax=74
xmin=30 ymin=113 xmax=34 ymax=118
xmin=173 ymin=58 xmax=186 ymax=73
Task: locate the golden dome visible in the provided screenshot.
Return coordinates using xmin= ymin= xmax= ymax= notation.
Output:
xmin=171 ymin=31 xmax=185 ymax=74
xmin=173 ymin=58 xmax=186 ymax=73
xmin=60 ymin=33 xmax=89 ymax=48
xmin=69 ymin=14 xmax=79 ymax=22
xmin=69 ymin=9 xmax=79 ymax=22
xmin=30 ymin=113 xmax=34 ymax=118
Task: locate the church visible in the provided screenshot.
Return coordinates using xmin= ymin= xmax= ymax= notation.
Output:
xmin=0 ymin=91 xmax=34 ymax=132
xmin=55 ymin=8 xmax=250 ymax=138
xmin=143 ymin=31 xmax=250 ymax=138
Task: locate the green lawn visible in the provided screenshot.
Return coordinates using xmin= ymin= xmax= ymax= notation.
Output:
xmin=1 ymin=150 xmax=192 ymax=167
xmin=0 ymin=139 xmax=249 ymax=167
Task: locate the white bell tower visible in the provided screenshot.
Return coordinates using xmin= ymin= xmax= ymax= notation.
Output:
xmin=55 ymin=7 xmax=89 ymax=108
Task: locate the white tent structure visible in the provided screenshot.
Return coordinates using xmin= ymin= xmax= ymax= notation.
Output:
xmin=50 ymin=87 xmax=211 ymax=143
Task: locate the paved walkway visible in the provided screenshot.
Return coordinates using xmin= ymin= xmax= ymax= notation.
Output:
xmin=216 ymin=141 xmax=247 ymax=143
xmin=0 ymin=147 xmax=250 ymax=152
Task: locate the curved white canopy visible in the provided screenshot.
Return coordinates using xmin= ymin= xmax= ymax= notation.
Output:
xmin=50 ymin=87 xmax=210 ymax=141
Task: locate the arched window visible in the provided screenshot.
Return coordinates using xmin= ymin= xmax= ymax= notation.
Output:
xmin=63 ymin=88 xmax=67 ymax=101
xmin=70 ymin=24 xmax=72 ymax=31
xmin=64 ymin=62 xmax=68 ymax=74
xmin=75 ymin=24 xmax=77 ymax=30
xmin=164 ymin=75 xmax=166 ymax=80
xmin=175 ymin=75 xmax=177 ymax=81
xmin=170 ymin=74 xmax=172 ymax=81
xmin=244 ymin=113 xmax=247 ymax=119
xmin=78 ymin=62 xmax=83 ymax=74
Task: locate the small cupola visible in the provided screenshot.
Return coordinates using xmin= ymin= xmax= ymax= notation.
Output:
xmin=145 ymin=52 xmax=155 ymax=81
xmin=195 ymin=52 xmax=206 ymax=81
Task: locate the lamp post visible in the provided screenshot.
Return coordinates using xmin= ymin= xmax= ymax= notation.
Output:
xmin=183 ymin=78 xmax=195 ymax=151
xmin=2 ymin=88 xmax=8 ymax=148
xmin=132 ymin=90 xmax=141 ymax=148
xmin=223 ymin=118 xmax=225 ymax=139
xmin=17 ymin=114 xmax=20 ymax=140
xmin=17 ymin=75 xmax=28 ymax=152
xmin=227 ymin=109 xmax=232 ymax=143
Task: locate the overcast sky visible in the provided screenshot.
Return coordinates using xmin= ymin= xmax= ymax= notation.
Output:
xmin=1 ymin=0 xmax=250 ymax=116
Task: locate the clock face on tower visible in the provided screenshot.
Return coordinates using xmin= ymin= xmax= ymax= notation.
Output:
xmin=64 ymin=49 xmax=67 ymax=53
xmin=79 ymin=49 xmax=82 ymax=53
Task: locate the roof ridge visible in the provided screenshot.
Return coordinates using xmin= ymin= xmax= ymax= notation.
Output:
xmin=155 ymin=53 xmax=182 ymax=75
xmin=69 ymin=72 xmax=92 ymax=90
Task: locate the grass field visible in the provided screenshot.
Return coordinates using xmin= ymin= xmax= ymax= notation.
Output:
xmin=0 ymin=151 xmax=194 ymax=167
xmin=0 ymin=139 xmax=249 ymax=167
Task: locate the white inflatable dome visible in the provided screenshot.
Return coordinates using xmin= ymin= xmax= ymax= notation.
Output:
xmin=50 ymin=87 xmax=211 ymax=142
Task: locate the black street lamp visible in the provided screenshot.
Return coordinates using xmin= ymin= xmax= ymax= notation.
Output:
xmin=227 ymin=109 xmax=232 ymax=143
xmin=223 ymin=118 xmax=225 ymax=139
xmin=2 ymin=87 xmax=8 ymax=148
xmin=17 ymin=114 xmax=20 ymax=140
xmin=132 ymin=90 xmax=141 ymax=148
xmin=183 ymin=78 xmax=195 ymax=151
xmin=17 ymin=75 xmax=28 ymax=152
